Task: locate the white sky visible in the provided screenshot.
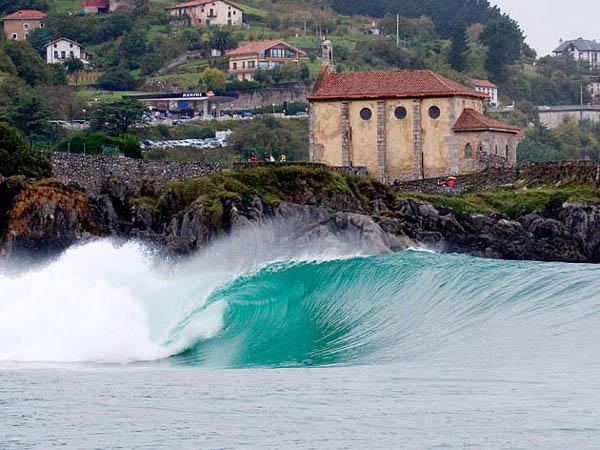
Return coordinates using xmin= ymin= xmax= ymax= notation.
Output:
xmin=492 ymin=0 xmax=600 ymax=56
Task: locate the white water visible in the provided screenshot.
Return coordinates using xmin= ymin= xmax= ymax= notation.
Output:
xmin=0 ymin=241 xmax=228 ymax=363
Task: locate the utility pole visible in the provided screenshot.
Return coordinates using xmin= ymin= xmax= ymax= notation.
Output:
xmin=396 ymin=14 xmax=400 ymax=47
xmin=580 ymin=82 xmax=584 ymax=121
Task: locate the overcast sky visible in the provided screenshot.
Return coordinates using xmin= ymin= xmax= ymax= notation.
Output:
xmin=492 ymin=0 xmax=600 ymax=56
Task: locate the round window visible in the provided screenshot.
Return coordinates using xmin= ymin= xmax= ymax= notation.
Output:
xmin=428 ymin=106 xmax=441 ymax=119
xmin=360 ymin=108 xmax=372 ymax=120
xmin=394 ymin=106 xmax=407 ymax=120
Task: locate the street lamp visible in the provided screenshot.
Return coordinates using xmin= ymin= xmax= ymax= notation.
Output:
xmin=82 ymin=108 xmax=86 ymax=122
xmin=272 ymin=103 xmax=276 ymax=115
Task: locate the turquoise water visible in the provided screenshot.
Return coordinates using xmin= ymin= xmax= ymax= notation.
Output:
xmin=1 ymin=240 xmax=600 ymax=448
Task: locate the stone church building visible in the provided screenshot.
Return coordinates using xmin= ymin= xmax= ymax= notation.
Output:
xmin=307 ymin=70 xmax=521 ymax=182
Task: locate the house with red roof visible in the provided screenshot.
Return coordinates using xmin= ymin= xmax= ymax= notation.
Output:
xmin=165 ymin=0 xmax=243 ymax=28
xmin=2 ymin=10 xmax=46 ymax=41
xmin=83 ymin=0 xmax=109 ymax=14
xmin=226 ymin=40 xmax=307 ymax=81
xmin=472 ymin=79 xmax=498 ymax=107
xmin=308 ymin=70 xmax=521 ymax=182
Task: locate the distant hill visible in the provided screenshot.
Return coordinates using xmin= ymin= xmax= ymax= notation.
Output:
xmin=328 ymin=0 xmax=503 ymax=37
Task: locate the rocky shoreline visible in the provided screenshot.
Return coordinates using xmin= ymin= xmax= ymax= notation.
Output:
xmin=2 ymin=168 xmax=600 ymax=263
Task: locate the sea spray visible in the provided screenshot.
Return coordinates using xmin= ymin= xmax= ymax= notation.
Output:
xmin=2 ymin=225 xmax=600 ymax=369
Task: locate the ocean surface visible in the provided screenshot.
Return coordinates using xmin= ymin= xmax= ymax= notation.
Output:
xmin=2 ymin=233 xmax=600 ymax=449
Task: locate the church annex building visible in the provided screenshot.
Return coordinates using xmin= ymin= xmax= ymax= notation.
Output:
xmin=307 ymin=70 xmax=521 ymax=182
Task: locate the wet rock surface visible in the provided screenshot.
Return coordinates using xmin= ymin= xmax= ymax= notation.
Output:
xmin=2 ymin=175 xmax=600 ymax=263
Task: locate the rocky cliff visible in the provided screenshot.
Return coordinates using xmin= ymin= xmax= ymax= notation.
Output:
xmin=2 ymin=166 xmax=600 ymax=263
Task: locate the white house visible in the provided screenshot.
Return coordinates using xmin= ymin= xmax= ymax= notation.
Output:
xmin=45 ymin=38 xmax=91 ymax=66
xmin=553 ymin=38 xmax=600 ymax=67
xmin=472 ymin=79 xmax=498 ymax=107
xmin=165 ymin=0 xmax=243 ymax=27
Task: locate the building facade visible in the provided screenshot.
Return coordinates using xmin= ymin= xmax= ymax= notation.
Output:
xmin=553 ymin=38 xmax=600 ymax=67
xmin=45 ymin=38 xmax=91 ymax=66
xmin=472 ymin=79 xmax=498 ymax=107
xmin=308 ymin=71 xmax=521 ymax=182
xmin=83 ymin=0 xmax=109 ymax=13
xmin=165 ymin=0 xmax=243 ymax=27
xmin=226 ymin=40 xmax=307 ymax=81
xmin=537 ymin=105 xmax=600 ymax=129
xmin=2 ymin=10 xmax=45 ymax=41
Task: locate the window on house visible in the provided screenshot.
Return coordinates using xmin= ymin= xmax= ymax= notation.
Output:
xmin=228 ymin=19 xmax=232 ymax=25
xmin=23 ymin=23 xmax=29 ymax=30
xmin=61 ymin=51 xmax=66 ymax=59
xmin=54 ymin=51 xmax=58 ymax=58
xmin=360 ymin=108 xmax=372 ymax=121
xmin=248 ymin=61 xmax=255 ymax=69
xmin=465 ymin=144 xmax=473 ymax=159
xmin=70 ymin=51 xmax=74 ymax=58
xmin=505 ymin=145 xmax=509 ymax=157
xmin=11 ymin=33 xmax=17 ymax=40
xmin=233 ymin=62 xmax=237 ymax=70
xmin=428 ymin=106 xmax=441 ymax=119
xmin=394 ymin=106 xmax=407 ymax=120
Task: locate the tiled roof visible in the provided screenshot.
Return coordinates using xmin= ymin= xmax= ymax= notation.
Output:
xmin=83 ymin=0 xmax=109 ymax=7
xmin=3 ymin=10 xmax=46 ymax=20
xmin=554 ymin=38 xmax=600 ymax=53
xmin=226 ymin=40 xmax=306 ymax=57
xmin=44 ymin=37 xmax=85 ymax=49
xmin=308 ymin=70 xmax=486 ymax=101
xmin=472 ymin=79 xmax=497 ymax=89
xmin=165 ymin=0 xmax=235 ymax=9
xmin=453 ymin=108 xmax=520 ymax=134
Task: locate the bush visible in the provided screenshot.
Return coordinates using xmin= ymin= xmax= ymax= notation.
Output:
xmin=56 ymin=132 xmax=142 ymax=159
xmin=97 ymin=67 xmax=137 ymax=91
xmin=0 ymin=122 xmax=50 ymax=178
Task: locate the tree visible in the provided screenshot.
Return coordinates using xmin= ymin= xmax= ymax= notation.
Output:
xmin=0 ymin=40 xmax=52 ymax=86
xmin=9 ymin=90 xmax=50 ymax=140
xmin=0 ymin=121 xmax=50 ymax=178
xmin=119 ymin=30 xmax=148 ymax=69
xmin=27 ymin=27 xmax=56 ymax=56
xmin=97 ymin=66 xmax=137 ymax=91
xmin=90 ymin=99 xmax=148 ymax=135
xmin=199 ymin=67 xmax=226 ymax=91
xmin=0 ymin=0 xmax=48 ymax=16
xmin=208 ymin=29 xmax=237 ymax=54
xmin=64 ymin=58 xmax=84 ymax=86
xmin=449 ymin=24 xmax=469 ymax=72
xmin=480 ymin=15 xmax=524 ymax=81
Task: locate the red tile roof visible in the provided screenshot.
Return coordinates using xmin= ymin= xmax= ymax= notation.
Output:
xmin=83 ymin=0 xmax=109 ymax=7
xmin=226 ymin=39 xmax=306 ymax=57
xmin=308 ymin=70 xmax=487 ymax=101
xmin=453 ymin=108 xmax=520 ymax=134
xmin=472 ymin=79 xmax=497 ymax=89
xmin=3 ymin=10 xmax=46 ymax=20
xmin=165 ymin=0 xmax=235 ymax=9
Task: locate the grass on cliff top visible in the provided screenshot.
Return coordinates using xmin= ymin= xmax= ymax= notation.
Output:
xmin=150 ymin=165 xmax=375 ymax=227
xmin=397 ymin=184 xmax=600 ymax=218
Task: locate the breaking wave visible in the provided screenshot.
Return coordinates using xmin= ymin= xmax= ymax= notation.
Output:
xmin=1 ymin=229 xmax=600 ymax=369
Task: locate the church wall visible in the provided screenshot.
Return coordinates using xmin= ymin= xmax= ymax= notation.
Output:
xmin=385 ymin=99 xmax=415 ymax=181
xmin=348 ymin=100 xmax=379 ymax=174
xmin=310 ymin=101 xmax=343 ymax=166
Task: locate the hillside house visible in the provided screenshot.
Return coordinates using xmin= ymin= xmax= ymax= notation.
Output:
xmin=226 ymin=40 xmax=307 ymax=81
xmin=83 ymin=0 xmax=110 ymax=13
xmin=165 ymin=0 xmax=243 ymax=27
xmin=472 ymin=79 xmax=498 ymax=107
xmin=553 ymin=38 xmax=600 ymax=67
xmin=308 ymin=70 xmax=521 ymax=182
xmin=45 ymin=38 xmax=91 ymax=66
xmin=2 ymin=10 xmax=45 ymax=41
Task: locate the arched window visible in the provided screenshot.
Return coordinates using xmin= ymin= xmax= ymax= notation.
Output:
xmin=360 ymin=108 xmax=372 ymax=121
xmin=505 ymin=145 xmax=509 ymax=157
xmin=465 ymin=144 xmax=473 ymax=159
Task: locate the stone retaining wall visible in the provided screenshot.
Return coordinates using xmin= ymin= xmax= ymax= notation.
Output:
xmin=394 ymin=161 xmax=600 ymax=194
xmin=49 ymin=152 xmax=220 ymax=196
